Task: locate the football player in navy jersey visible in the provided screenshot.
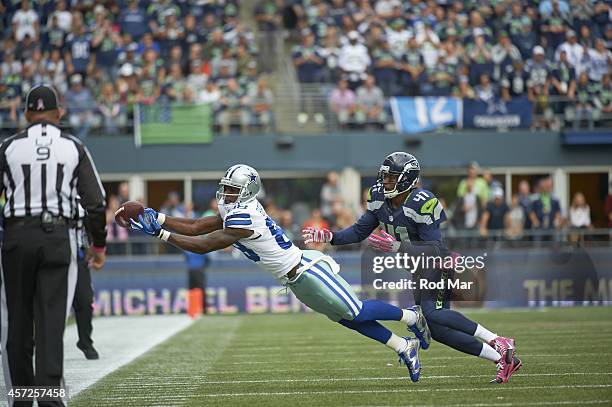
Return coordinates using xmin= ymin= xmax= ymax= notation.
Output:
xmin=303 ymin=152 xmax=522 ymax=384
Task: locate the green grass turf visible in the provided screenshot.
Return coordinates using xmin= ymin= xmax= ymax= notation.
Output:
xmin=72 ymin=307 xmax=612 ymax=406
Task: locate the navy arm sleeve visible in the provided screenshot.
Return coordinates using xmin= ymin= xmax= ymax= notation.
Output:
xmin=330 ymin=210 xmax=379 ymax=245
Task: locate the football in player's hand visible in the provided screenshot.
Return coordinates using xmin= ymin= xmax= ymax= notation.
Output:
xmin=114 ymin=200 xmax=144 ymax=228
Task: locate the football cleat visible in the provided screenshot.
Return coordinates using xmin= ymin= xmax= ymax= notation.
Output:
xmin=491 ymin=336 xmax=515 ymax=357
xmin=407 ymin=305 xmax=431 ymax=350
xmin=398 ymin=337 xmax=421 ymax=382
xmin=490 ymin=349 xmax=522 ymax=384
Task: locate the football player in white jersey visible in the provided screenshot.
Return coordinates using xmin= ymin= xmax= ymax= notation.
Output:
xmin=129 ymin=164 xmax=428 ymax=382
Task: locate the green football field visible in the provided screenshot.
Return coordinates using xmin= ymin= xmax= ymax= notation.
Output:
xmin=72 ymin=307 xmax=612 ymax=406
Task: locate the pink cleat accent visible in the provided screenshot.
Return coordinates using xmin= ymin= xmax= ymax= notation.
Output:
xmin=491 ymin=353 xmax=523 ymax=384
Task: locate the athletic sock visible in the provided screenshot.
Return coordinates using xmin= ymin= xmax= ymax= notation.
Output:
xmin=401 ymin=309 xmax=417 ymax=325
xmin=353 ymin=299 xmax=403 ymax=322
xmin=474 ymin=324 xmax=497 ymax=343
xmin=478 ymin=343 xmax=502 ymax=362
xmin=386 ymin=333 xmax=408 ymax=353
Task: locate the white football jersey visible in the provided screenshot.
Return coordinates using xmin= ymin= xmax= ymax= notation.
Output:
xmin=220 ymin=199 xmax=303 ymax=280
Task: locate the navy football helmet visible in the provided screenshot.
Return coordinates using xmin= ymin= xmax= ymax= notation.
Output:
xmin=377 ymin=152 xmax=420 ymax=198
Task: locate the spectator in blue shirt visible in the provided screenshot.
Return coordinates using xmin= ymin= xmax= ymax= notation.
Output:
xmin=65 ymin=74 xmax=96 ymax=139
xmin=119 ymin=0 xmax=149 ymax=41
xmin=65 ymin=23 xmax=94 ymax=79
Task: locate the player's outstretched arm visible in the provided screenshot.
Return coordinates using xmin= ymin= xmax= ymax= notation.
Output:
xmin=131 ymin=212 xmax=252 ymax=254
xmin=149 ymin=208 xmax=224 ymax=236
xmin=167 ymin=228 xmax=252 ymax=254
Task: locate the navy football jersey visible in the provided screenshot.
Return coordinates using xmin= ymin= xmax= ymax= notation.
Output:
xmin=366 ymin=184 xmax=447 ymax=243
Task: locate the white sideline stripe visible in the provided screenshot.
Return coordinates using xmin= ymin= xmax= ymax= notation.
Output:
xmin=201 ymin=384 xmax=612 ymax=398
xmin=0 ymin=315 xmax=193 ymax=406
xmin=205 ymin=361 xmax=612 ymax=375
xmin=219 ymin=352 xmax=608 ymax=364
xmin=357 ymin=401 xmax=612 ymax=407
xmin=202 ymin=372 xmax=612 ymax=385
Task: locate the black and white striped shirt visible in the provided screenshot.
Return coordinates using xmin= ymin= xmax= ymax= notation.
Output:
xmin=0 ymin=121 xmax=107 ymax=247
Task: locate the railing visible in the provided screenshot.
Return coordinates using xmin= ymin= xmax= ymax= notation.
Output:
xmin=2 ymin=95 xmax=610 ymax=139
xmin=105 ymin=228 xmax=612 ymax=258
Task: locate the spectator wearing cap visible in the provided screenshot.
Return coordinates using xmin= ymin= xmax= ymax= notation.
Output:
xmin=491 ymin=31 xmax=521 ymax=82
xmin=555 ymin=30 xmax=583 ymax=70
xmin=218 ymin=78 xmax=250 ymax=134
xmin=338 ymin=31 xmax=371 ymax=90
xmin=65 ymin=20 xmax=94 ymax=79
xmin=119 ymin=0 xmax=149 ymax=41
xmin=354 ymin=75 xmax=386 ymax=128
xmin=399 ymin=37 xmax=426 ymax=97
xmin=247 ymin=78 xmax=274 ymax=133
xmin=330 ymin=78 xmax=356 ymax=127
xmin=480 ymin=187 xmax=510 ymax=240
xmin=65 ymin=74 xmax=97 ymax=138
xmin=12 ymin=0 xmax=39 ymax=42
xmin=526 ymin=46 xmax=552 ymax=127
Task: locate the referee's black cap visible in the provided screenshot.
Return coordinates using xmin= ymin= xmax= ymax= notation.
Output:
xmin=25 ymin=84 xmax=60 ymax=112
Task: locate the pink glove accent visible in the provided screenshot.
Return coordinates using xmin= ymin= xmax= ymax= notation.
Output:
xmin=367 ymin=230 xmax=401 ymax=253
xmin=302 ymin=227 xmax=333 ymax=244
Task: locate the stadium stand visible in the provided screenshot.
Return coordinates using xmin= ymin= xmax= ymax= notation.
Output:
xmin=1 ymin=0 xmax=610 ymax=137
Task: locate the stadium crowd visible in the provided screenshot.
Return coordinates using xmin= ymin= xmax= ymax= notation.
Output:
xmin=287 ymin=0 xmax=612 ymax=129
xmin=0 ymin=0 xmax=275 ymax=138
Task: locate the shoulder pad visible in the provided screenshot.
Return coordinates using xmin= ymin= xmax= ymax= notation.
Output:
xmin=366 ymin=184 xmax=385 ymax=212
xmin=403 ymin=189 xmax=444 ymax=224
xmin=224 ymin=206 xmax=259 ymax=229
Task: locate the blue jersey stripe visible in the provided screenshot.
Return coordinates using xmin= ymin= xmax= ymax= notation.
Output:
xmin=304 ymin=255 xmax=362 ymax=312
xmin=305 ymin=270 xmax=356 ymax=319
xmin=226 ymin=213 xmax=251 ymax=220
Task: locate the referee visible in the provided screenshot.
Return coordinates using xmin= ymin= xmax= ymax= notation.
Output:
xmin=0 ymin=84 xmax=107 ymax=406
